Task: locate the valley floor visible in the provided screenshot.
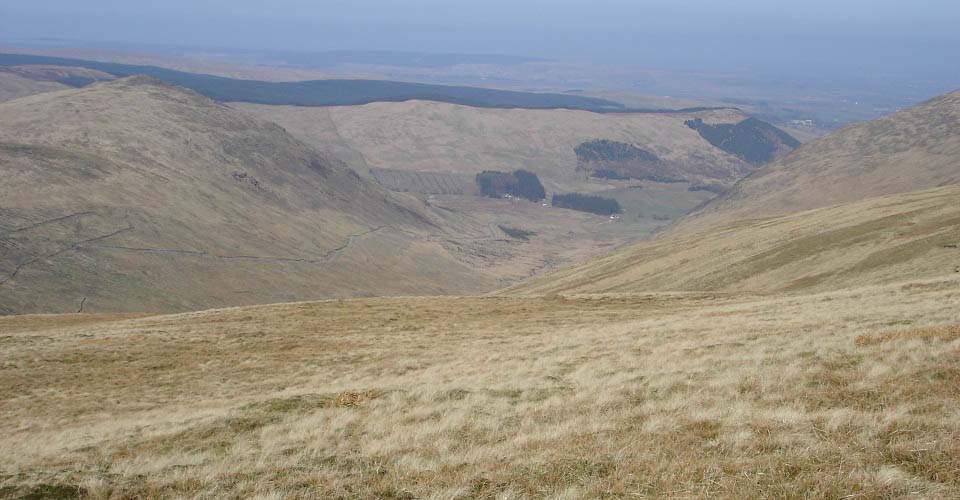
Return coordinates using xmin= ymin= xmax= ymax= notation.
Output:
xmin=2 ymin=276 xmax=959 ymax=498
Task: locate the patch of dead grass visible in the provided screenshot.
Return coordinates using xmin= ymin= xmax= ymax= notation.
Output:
xmin=856 ymin=323 xmax=960 ymax=346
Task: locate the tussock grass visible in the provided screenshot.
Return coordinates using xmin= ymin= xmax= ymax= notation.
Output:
xmin=509 ymin=185 xmax=960 ymax=296
xmin=1 ymin=276 xmax=959 ymax=498
xmin=856 ymin=324 xmax=960 ymax=346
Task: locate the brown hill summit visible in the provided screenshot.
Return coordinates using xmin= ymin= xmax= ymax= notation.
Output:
xmin=0 ymin=77 xmax=532 ymax=313
xmin=507 ymin=89 xmax=960 ymax=295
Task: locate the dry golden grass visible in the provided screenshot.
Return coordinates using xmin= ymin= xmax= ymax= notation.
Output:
xmin=856 ymin=324 xmax=960 ymax=347
xmin=2 ymin=275 xmax=959 ymax=498
xmin=508 ymin=185 xmax=960 ymax=296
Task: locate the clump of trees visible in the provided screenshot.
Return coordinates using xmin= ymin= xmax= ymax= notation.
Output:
xmin=685 ymin=118 xmax=800 ymax=165
xmin=513 ymin=169 xmax=546 ymax=201
xmin=476 ymin=171 xmax=516 ymax=198
xmin=476 ymin=169 xmax=545 ymax=202
xmin=551 ymin=193 xmax=622 ymax=215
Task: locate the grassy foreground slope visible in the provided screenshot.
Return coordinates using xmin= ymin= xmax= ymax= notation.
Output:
xmin=678 ymin=89 xmax=960 ymax=235
xmin=507 ymin=185 xmax=960 ymax=295
xmin=1 ymin=275 xmax=958 ymax=497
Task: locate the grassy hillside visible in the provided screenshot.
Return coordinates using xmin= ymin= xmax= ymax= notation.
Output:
xmin=507 ymin=185 xmax=960 ymax=295
xmin=234 ymin=101 xmax=763 ymax=235
xmin=677 ymin=89 xmax=960 ymax=235
xmin=2 ymin=275 xmax=958 ymax=497
xmin=237 ymin=101 xmax=756 ymax=189
xmin=1 ymin=77 xmax=617 ymax=314
xmin=2 ymin=76 xmax=707 ymax=314
xmin=236 ymin=101 xmax=740 ymax=244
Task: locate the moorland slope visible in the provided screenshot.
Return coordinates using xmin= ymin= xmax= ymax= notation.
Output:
xmin=1 ymin=275 xmax=958 ymax=497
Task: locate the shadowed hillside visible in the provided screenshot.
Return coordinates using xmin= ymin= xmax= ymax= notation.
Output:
xmin=0 ymin=77 xmax=587 ymax=314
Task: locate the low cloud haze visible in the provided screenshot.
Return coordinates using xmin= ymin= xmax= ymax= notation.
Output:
xmin=3 ymin=0 xmax=958 ymax=80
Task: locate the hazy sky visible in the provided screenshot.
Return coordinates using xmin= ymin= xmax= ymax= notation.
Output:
xmin=3 ymin=0 xmax=959 ymax=77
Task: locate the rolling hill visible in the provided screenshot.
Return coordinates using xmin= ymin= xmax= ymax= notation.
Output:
xmin=676 ymin=89 xmax=960 ymax=235
xmin=506 ymin=88 xmax=960 ymax=295
xmin=0 ymin=76 xmax=607 ymax=314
